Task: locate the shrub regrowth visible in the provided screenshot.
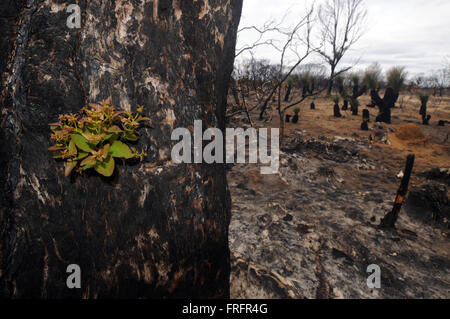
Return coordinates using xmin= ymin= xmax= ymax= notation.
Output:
xmin=48 ymin=98 xmax=150 ymax=177
xmin=387 ymin=66 xmax=407 ymax=93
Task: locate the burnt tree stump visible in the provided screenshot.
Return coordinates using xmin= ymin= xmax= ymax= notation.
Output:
xmin=361 ymin=109 xmax=370 ymax=131
xmin=380 ymin=154 xmax=415 ymax=229
xmin=334 ymin=102 xmax=342 ymax=117
xmin=342 ymin=99 xmax=349 ymax=110
xmin=286 ymin=114 xmax=291 ymax=123
xmin=0 ymin=0 xmax=243 ymax=298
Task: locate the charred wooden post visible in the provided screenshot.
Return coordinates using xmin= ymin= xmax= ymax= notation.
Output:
xmin=380 ymin=154 xmax=415 ymax=229
xmin=0 ymin=0 xmax=243 ymax=298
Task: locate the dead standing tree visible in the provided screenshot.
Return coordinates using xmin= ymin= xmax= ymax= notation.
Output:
xmin=0 ymin=0 xmax=242 ymax=298
xmin=257 ymin=6 xmax=317 ymax=124
xmin=315 ymin=0 xmax=367 ymax=95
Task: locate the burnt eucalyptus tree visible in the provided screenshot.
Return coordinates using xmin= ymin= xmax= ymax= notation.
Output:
xmin=0 ymin=0 xmax=242 ymax=298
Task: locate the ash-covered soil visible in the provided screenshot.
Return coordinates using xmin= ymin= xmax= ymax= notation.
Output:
xmin=228 ymin=93 xmax=450 ymax=298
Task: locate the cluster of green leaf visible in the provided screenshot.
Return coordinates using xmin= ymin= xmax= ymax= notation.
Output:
xmin=387 ymin=66 xmax=407 ymax=93
xmin=48 ymin=99 xmax=149 ymax=177
xmin=362 ymin=63 xmax=383 ymax=91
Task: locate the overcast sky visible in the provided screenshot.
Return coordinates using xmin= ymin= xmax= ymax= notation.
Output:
xmin=236 ymin=0 xmax=450 ymax=77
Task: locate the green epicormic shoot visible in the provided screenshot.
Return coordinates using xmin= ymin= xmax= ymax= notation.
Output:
xmin=48 ymin=98 xmax=150 ymax=177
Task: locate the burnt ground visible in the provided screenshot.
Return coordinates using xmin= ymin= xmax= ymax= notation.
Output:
xmin=227 ymin=92 xmax=450 ymax=298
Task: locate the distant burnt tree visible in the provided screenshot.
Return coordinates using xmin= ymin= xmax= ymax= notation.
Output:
xmin=336 ymin=73 xmax=367 ymax=116
xmin=371 ymin=67 xmax=407 ymax=124
xmin=333 ymin=96 xmax=342 ymax=117
xmin=316 ymin=0 xmax=367 ymax=95
xmin=363 ymin=63 xmax=382 ymax=108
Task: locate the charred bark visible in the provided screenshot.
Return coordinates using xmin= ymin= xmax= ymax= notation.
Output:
xmin=0 ymin=0 xmax=242 ymax=298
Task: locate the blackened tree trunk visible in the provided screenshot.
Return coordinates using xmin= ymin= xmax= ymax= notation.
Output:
xmin=0 ymin=0 xmax=242 ymax=298
xmin=371 ymin=88 xmax=398 ymax=124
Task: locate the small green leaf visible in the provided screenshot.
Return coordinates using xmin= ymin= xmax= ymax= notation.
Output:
xmin=107 ymin=125 xmax=122 ymax=133
xmin=110 ymin=140 xmax=135 ymax=159
xmin=80 ymin=156 xmax=96 ymax=167
xmin=123 ymin=132 xmax=138 ymax=142
xmin=68 ymin=139 xmax=77 ymax=155
xmin=76 ymin=152 xmax=89 ymax=160
xmin=71 ymin=134 xmax=92 ymax=152
xmin=102 ymin=144 xmax=110 ymax=158
xmin=81 ymin=132 xmax=105 ymax=145
xmin=65 ymin=161 xmax=77 ymax=176
xmin=94 ymin=156 xmax=115 ymax=177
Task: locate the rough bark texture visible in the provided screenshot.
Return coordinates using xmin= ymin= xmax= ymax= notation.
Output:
xmin=0 ymin=0 xmax=242 ymax=298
